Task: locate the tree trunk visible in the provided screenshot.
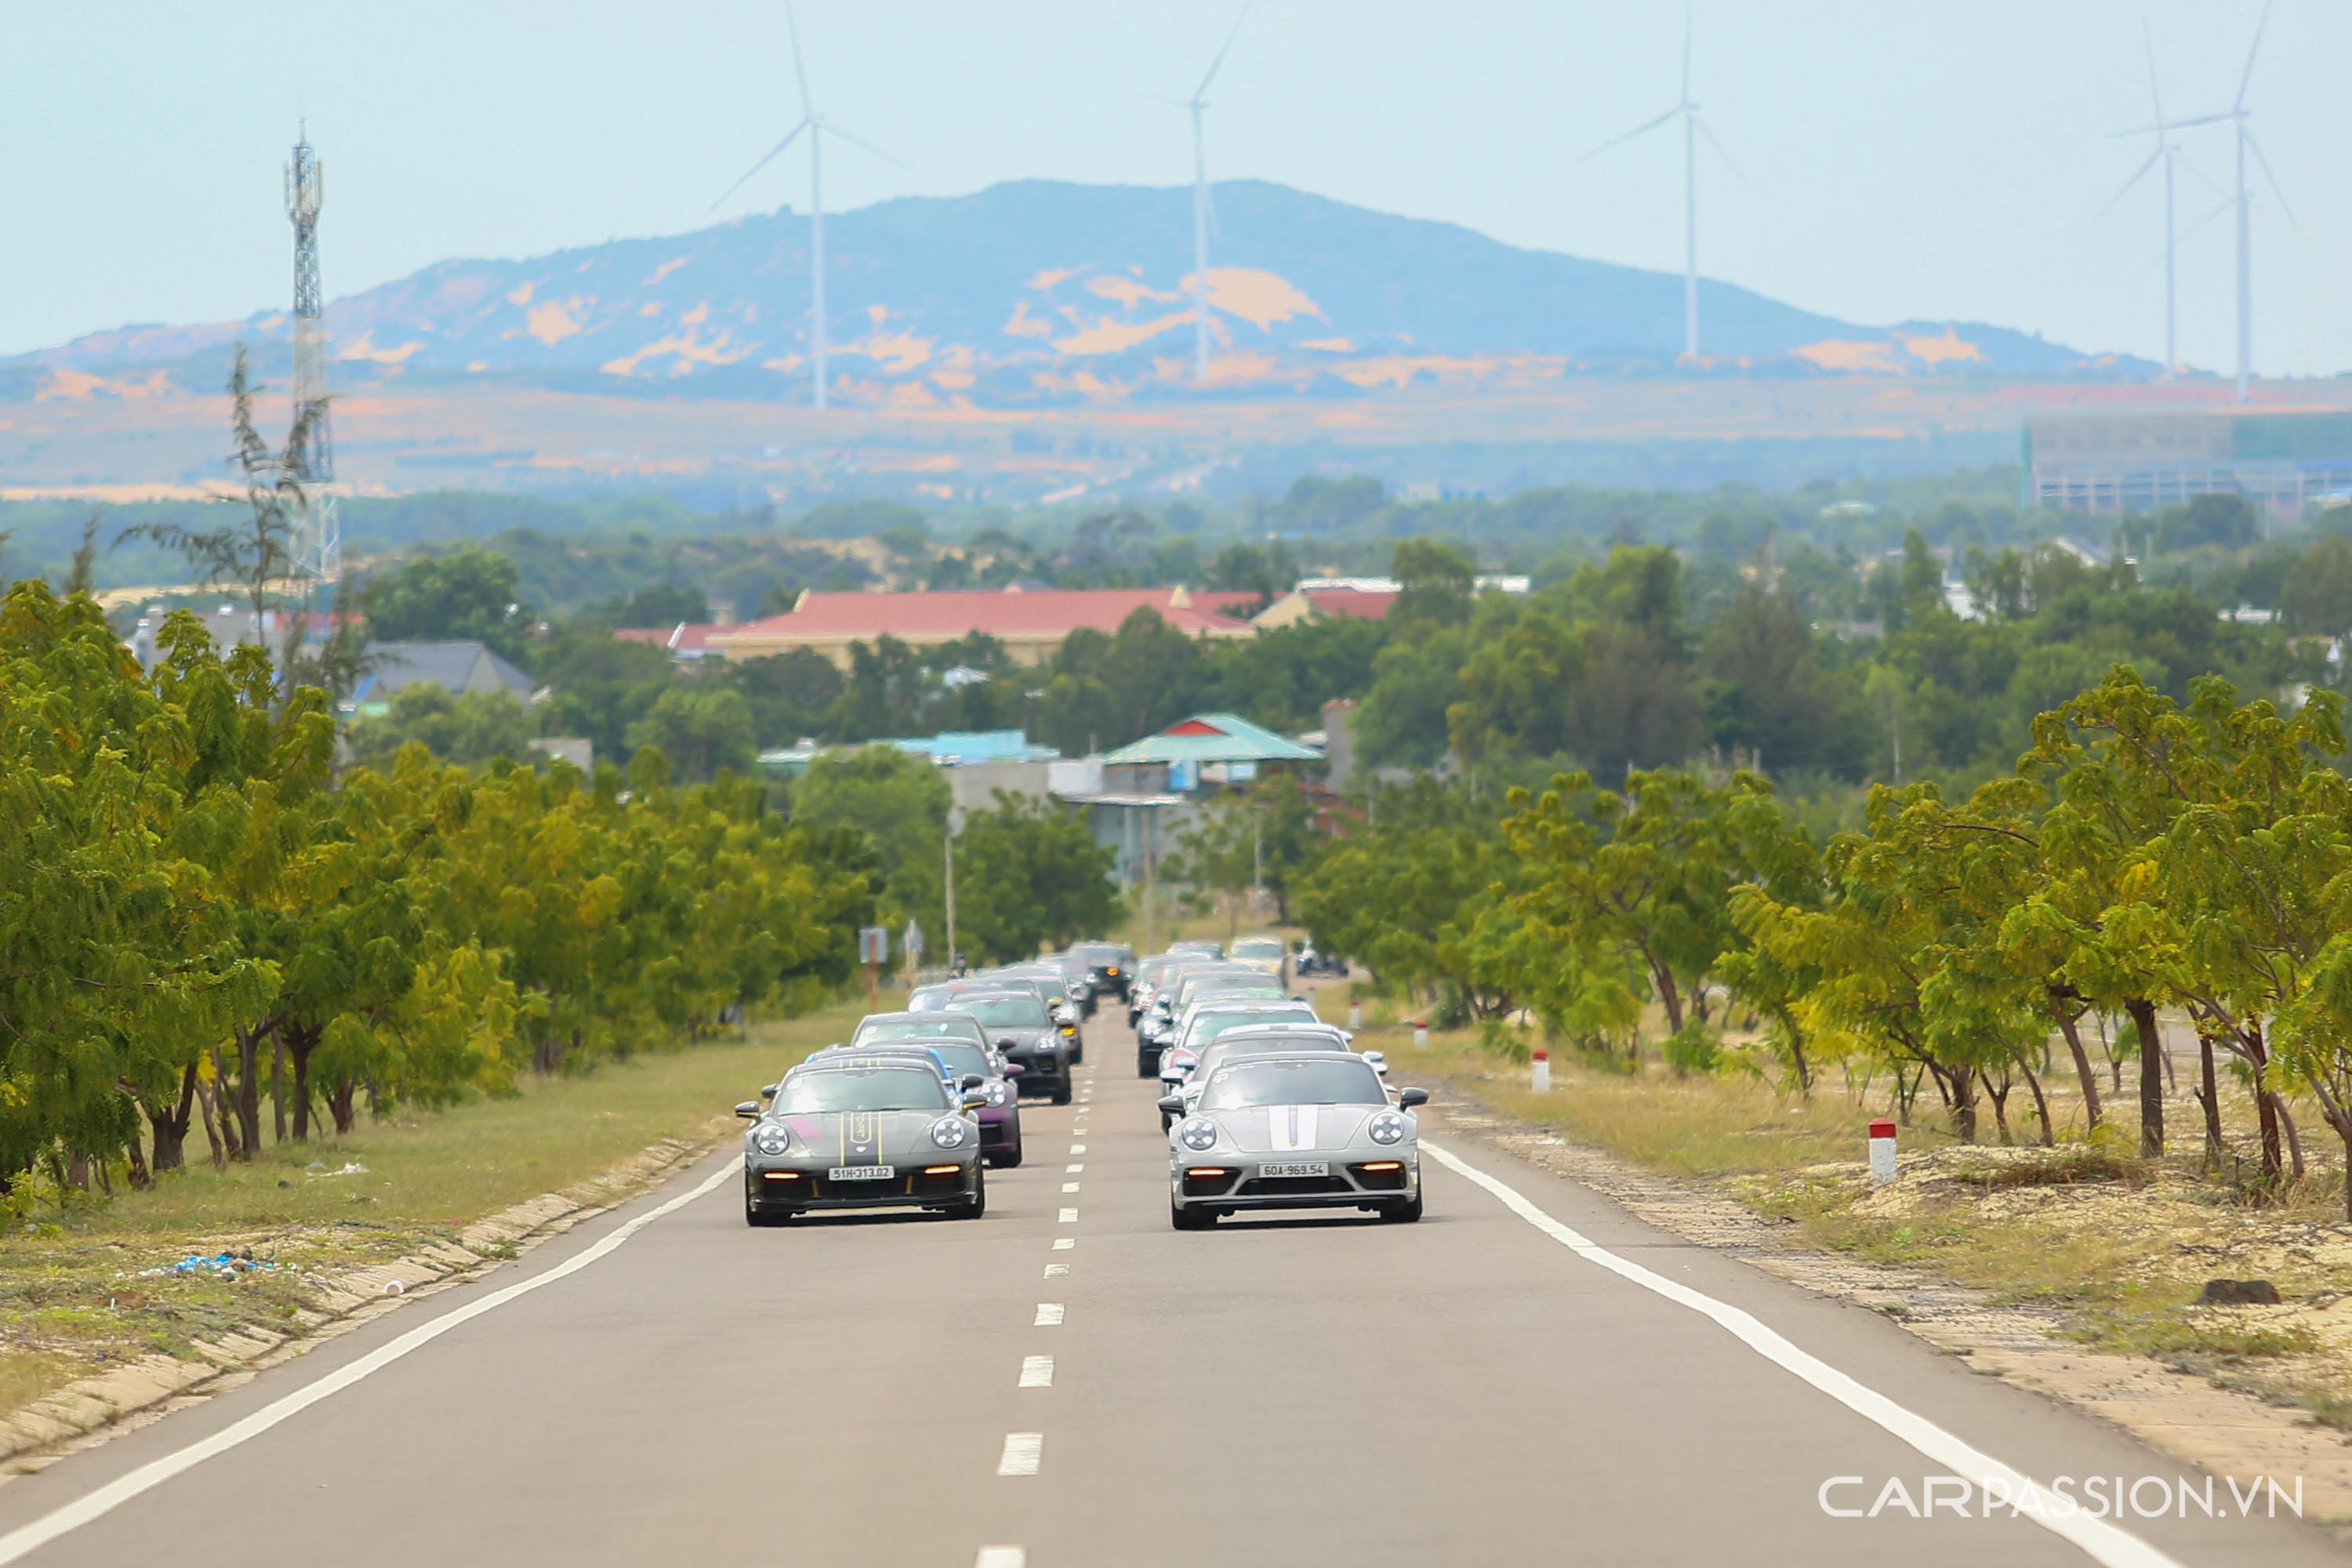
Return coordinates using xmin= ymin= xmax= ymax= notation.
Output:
xmin=230 ymin=1024 xmax=269 ymax=1160
xmin=2125 ymin=997 xmax=2163 ymax=1158
xmin=1646 ymin=953 xmax=1685 ymax=1036
xmin=1775 ymin=1004 xmax=1810 ymax=1094
xmin=2195 ymin=1029 xmax=2224 ymax=1169
xmin=1980 ymin=1069 xmax=2013 ymax=1145
xmin=2270 ymin=1091 xmax=2305 ymax=1181
xmin=2049 ymin=995 xmax=2100 ymax=1130
xmin=2012 ymin=1051 xmax=2054 ymax=1147
xmin=197 ymin=1052 xmax=229 ymax=1167
xmin=285 ymin=1021 xmax=322 ymax=1142
xmin=328 ymin=1079 xmax=358 ymax=1136
xmin=145 ymin=1061 xmax=201 ymax=1175
xmin=271 ymin=1033 xmax=287 ymax=1145
xmin=123 ymin=1136 xmax=151 ymax=1189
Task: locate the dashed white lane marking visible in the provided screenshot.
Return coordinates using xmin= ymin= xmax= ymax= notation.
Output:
xmin=1034 ymin=1302 xmax=1065 ymax=1326
xmin=1018 ymin=1356 xmax=1054 ymax=1388
xmin=975 ymin=1548 xmax=1025 ymax=1568
xmin=1422 ymin=1142 xmax=2184 ymax=1568
xmin=1058 ymin=1207 xmax=1078 ymax=1223
xmin=1044 ymin=1263 xmax=1068 ymax=1279
xmin=1061 ymin=1181 xmax=1080 ymax=1193
xmin=996 ymin=1433 xmax=1044 ymax=1476
xmin=0 ymin=1158 xmax=739 ymax=1567
xmin=1065 ymin=1163 xmax=1084 ymax=1173
xmin=1069 ymin=1143 xmax=1087 ymax=1154
xmin=1051 ymin=1237 xmax=1075 ymax=1250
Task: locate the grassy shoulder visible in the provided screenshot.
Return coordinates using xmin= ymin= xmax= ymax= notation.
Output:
xmin=1340 ymin=988 xmax=2352 ymax=1428
xmin=0 ymin=1000 xmax=867 ymax=1422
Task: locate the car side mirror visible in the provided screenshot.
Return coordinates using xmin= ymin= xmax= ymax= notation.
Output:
xmin=996 ymin=1036 xmax=1018 ymax=1051
xmin=1156 ymin=1095 xmax=1185 ymax=1116
xmin=1397 ymin=1087 xmax=1429 ymax=1109
xmin=735 ymin=1101 xmax=760 ymax=1120
xmin=962 ymin=1092 xmax=989 ymax=1111
xmin=960 ymin=1073 xmax=986 ymax=1091
xmin=759 ymin=1083 xmax=777 ymax=1101
xmin=1001 ymin=1062 xmax=1025 ymax=1078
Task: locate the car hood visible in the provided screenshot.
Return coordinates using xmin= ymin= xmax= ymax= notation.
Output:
xmin=988 ymin=1027 xmax=1053 ymax=1051
xmin=761 ymin=1109 xmax=956 ymax=1163
xmin=1205 ymin=1103 xmax=1385 ymax=1154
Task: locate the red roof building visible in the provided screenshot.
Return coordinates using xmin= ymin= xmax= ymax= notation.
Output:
xmin=1251 ymin=586 xmax=1399 ymax=629
xmin=703 ymin=586 xmax=1258 ymax=667
xmin=612 ymin=622 xmax=726 ymax=659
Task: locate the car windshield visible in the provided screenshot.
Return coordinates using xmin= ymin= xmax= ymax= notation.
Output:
xmin=1202 ymin=1058 xmax=1387 ymax=1111
xmin=1232 ymin=938 xmax=1284 ymax=960
xmin=774 ymin=1068 xmax=952 ymax=1114
xmin=905 ymin=1042 xmax=992 ymax=1077
xmin=858 ymin=1015 xmax=982 ymax=1047
xmin=1221 ymin=1035 xmax=1347 ymax=1058
xmin=906 ymin=989 xmax=949 ymax=1012
xmin=951 ymin=995 xmax=1050 ymax=1029
xmin=1072 ymin=943 xmax=1123 ymax=964
xmin=1189 ymin=1008 xmax=1317 ymax=1047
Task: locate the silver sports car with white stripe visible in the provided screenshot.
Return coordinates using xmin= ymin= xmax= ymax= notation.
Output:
xmin=1161 ymin=1053 xmax=1428 ymax=1229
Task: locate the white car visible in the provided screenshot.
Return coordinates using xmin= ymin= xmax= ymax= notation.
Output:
xmin=1164 ymin=1053 xmax=1428 ymax=1229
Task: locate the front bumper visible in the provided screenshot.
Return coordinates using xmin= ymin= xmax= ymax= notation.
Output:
xmin=744 ymin=1154 xmax=982 ymax=1213
xmin=1167 ymin=1150 xmax=1419 ymax=1214
xmin=1004 ymin=1048 xmax=1069 ymax=1094
xmin=978 ymin=1103 xmax=1021 ymax=1151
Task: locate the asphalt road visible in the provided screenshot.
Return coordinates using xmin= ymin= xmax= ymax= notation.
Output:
xmin=0 ymin=1010 xmax=2342 ymax=1567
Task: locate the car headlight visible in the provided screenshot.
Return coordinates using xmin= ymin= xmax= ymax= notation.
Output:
xmin=752 ymin=1123 xmax=790 ymax=1156
xmin=1368 ymin=1112 xmax=1408 ymax=1145
xmin=1178 ymin=1117 xmax=1219 ymax=1152
xmin=931 ymin=1116 xmax=971 ymax=1149
xmin=983 ymin=1080 xmax=1011 ymax=1107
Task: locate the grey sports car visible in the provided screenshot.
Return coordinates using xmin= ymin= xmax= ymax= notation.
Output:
xmin=1161 ymin=1054 xmax=1428 ymax=1229
xmin=739 ymin=1059 xmax=988 ymax=1225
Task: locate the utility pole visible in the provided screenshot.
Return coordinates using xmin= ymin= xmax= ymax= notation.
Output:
xmin=1251 ymin=804 xmax=1263 ymax=920
xmin=1142 ymin=805 xmax=1157 ymax=954
xmin=285 ymin=122 xmax=338 ymax=593
xmin=942 ymin=823 xmax=956 ymax=969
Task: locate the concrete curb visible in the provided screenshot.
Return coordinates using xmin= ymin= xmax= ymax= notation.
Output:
xmin=0 ymin=1127 xmax=725 ymax=1474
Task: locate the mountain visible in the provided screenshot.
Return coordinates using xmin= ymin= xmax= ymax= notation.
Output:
xmin=7 ymin=179 xmax=2149 ymax=408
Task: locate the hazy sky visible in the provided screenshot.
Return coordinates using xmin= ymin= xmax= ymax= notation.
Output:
xmin=6 ymin=1 xmax=2347 ymax=375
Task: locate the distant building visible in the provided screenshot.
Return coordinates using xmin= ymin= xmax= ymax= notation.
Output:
xmin=612 ymin=622 xmax=725 ymax=659
xmin=2025 ymin=409 xmax=2352 ymax=518
xmin=705 ymin=586 xmax=1258 ymax=668
xmin=125 ymin=604 xmax=360 ymax=668
xmin=350 ymin=641 xmax=536 ymax=711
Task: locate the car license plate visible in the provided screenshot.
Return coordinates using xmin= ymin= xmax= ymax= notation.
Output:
xmin=826 ymin=1165 xmax=895 ymax=1181
xmin=1259 ymin=1161 xmax=1328 ymax=1178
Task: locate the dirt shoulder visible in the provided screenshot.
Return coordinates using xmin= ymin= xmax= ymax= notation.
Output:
xmin=0 ymin=1007 xmax=857 ymax=1465
xmin=1385 ymin=1030 xmax=2352 ymax=1527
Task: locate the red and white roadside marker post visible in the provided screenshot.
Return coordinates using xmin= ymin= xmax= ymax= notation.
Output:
xmin=1531 ymin=1047 xmax=1552 ymax=1094
xmin=1348 ymin=1000 xmax=1363 ymax=1031
xmin=1414 ymin=1020 xmax=1428 ymax=1049
xmin=1867 ymin=1118 xmax=1899 ymax=1187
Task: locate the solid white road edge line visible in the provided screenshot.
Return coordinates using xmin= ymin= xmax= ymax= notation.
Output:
xmin=0 ymin=1158 xmax=740 ymax=1568
xmin=1421 ymin=1142 xmax=2184 ymax=1568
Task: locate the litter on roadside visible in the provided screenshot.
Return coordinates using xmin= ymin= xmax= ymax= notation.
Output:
xmin=131 ymin=1249 xmax=280 ymax=1280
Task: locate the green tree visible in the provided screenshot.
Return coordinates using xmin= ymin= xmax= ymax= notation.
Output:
xmin=955 ymin=795 xmax=1123 ymax=961
xmin=345 ymin=685 xmax=536 ymax=771
xmin=368 ymin=546 xmax=535 ymax=662
xmin=626 ymin=686 xmax=757 ymax=782
xmin=790 ymin=747 xmax=950 ymax=948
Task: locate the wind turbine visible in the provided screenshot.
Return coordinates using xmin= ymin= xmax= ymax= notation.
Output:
xmin=710 ymin=1 xmax=902 ymax=411
xmin=1581 ymin=5 xmax=1740 ymax=362
xmin=2120 ymin=1 xmax=2288 ymax=403
xmin=2103 ymin=26 xmax=2194 ymax=379
xmin=1151 ymin=10 xmax=1248 ymax=385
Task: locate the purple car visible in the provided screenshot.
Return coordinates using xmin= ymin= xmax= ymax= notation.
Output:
xmin=829 ymin=1029 xmax=1026 ymax=1169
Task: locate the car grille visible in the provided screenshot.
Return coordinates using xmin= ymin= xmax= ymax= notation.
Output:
xmin=1238 ymin=1174 xmax=1351 ymax=1196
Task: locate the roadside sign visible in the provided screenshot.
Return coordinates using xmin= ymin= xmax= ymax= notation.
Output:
xmin=858 ymin=926 xmax=889 ymax=965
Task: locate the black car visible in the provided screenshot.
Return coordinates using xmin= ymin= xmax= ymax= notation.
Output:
xmin=945 ymin=990 xmax=1073 ymax=1105
xmin=1067 ymin=941 xmax=1135 ymax=1007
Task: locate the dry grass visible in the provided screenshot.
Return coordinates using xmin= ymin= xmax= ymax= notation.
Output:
xmin=1345 ymin=991 xmax=2352 ymax=1423
xmin=0 ymin=1001 xmax=866 ymax=1419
